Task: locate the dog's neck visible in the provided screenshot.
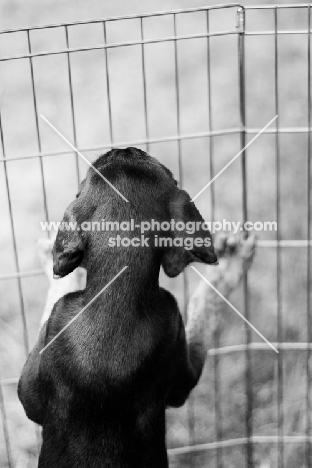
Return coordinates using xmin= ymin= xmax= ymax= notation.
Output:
xmin=84 ymin=246 xmax=161 ymax=300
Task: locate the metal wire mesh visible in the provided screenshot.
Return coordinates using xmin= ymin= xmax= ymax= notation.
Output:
xmin=0 ymin=3 xmax=311 ymax=467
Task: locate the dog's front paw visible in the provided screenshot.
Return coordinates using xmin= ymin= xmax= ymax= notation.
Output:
xmin=215 ymin=232 xmax=255 ymax=259
xmin=206 ymin=233 xmax=256 ymax=293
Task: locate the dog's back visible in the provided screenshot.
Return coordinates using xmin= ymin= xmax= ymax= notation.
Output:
xmin=39 ymin=274 xmax=181 ymax=467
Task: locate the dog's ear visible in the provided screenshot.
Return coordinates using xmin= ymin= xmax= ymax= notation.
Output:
xmin=52 ymin=204 xmax=85 ymax=278
xmin=161 ymin=189 xmax=217 ymax=277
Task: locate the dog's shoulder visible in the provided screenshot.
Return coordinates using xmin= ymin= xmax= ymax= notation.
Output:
xmin=44 ymin=290 xmax=85 ymax=344
xmin=156 ymin=286 xmax=181 ymax=325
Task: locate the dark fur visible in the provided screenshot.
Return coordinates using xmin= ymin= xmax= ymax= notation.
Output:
xmin=18 ymin=147 xmax=217 ymax=468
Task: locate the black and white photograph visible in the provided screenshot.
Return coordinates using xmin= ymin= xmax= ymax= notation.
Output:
xmin=0 ymin=0 xmax=311 ymax=467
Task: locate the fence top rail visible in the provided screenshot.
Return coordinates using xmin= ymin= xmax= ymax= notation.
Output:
xmin=245 ymin=3 xmax=312 ymax=9
xmin=0 ymin=3 xmax=241 ymax=36
xmin=0 ymin=3 xmax=310 ymax=37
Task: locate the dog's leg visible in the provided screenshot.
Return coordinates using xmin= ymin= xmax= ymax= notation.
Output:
xmin=20 ymin=238 xmax=86 ymax=423
xmin=186 ymin=234 xmax=256 ymax=376
xmin=167 ymin=234 xmax=256 ymax=407
xmin=18 ymin=322 xmax=48 ymax=426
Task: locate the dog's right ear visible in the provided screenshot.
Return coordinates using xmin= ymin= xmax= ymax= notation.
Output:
xmin=52 ymin=204 xmax=85 ymax=278
xmin=161 ymin=188 xmax=217 ymax=277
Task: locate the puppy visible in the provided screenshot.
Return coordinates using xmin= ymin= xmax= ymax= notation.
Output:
xmin=18 ymin=147 xmax=217 ymax=468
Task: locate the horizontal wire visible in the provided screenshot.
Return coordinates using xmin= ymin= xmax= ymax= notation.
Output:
xmin=0 ymin=269 xmax=44 ymax=280
xmin=258 ymin=240 xmax=312 ymax=247
xmin=0 ymin=3 xmax=310 ymax=37
xmin=168 ymin=435 xmax=312 ymax=455
xmin=0 ymin=4 xmax=241 ymax=35
xmin=0 ymin=128 xmax=241 ymax=162
xmin=0 ymin=30 xmax=239 ymax=62
xmin=245 ymin=30 xmax=312 ymax=36
xmin=0 ymin=378 xmax=18 ymax=386
xmin=0 ymin=126 xmax=311 ymax=163
xmin=245 ymin=4 xmax=312 ymax=10
xmin=3 ymin=28 xmax=312 ymax=62
xmin=208 ymin=342 xmax=312 ymax=356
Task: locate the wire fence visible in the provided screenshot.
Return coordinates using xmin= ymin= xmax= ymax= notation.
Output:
xmin=0 ymin=3 xmax=311 ymax=467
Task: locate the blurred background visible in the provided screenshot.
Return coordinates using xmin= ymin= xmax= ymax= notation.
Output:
xmin=0 ymin=0 xmax=311 ymax=467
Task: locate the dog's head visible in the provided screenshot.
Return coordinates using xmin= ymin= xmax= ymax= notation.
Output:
xmin=53 ymin=147 xmax=217 ymax=279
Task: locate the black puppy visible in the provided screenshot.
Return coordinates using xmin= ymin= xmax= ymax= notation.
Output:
xmin=18 ymin=147 xmax=217 ymax=468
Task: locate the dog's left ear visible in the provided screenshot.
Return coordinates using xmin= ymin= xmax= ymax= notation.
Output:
xmin=52 ymin=204 xmax=85 ymax=278
xmin=161 ymin=189 xmax=217 ymax=277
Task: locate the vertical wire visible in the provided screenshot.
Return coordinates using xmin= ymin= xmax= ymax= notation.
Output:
xmin=0 ymin=110 xmax=29 ymax=357
xmin=207 ymin=11 xmax=215 ymax=227
xmin=0 ymin=379 xmax=12 ymax=468
xmin=173 ymin=14 xmax=183 ymax=189
xmin=140 ymin=17 xmax=150 ymax=153
xmin=173 ymin=12 xmax=195 ymax=465
xmin=237 ymin=7 xmax=253 ymax=468
xmin=206 ymin=10 xmax=221 ymax=468
xmin=103 ymin=21 xmax=114 ymax=147
xmin=173 ymin=12 xmax=186 ymax=319
xmin=27 ymin=30 xmax=50 ymax=235
xmin=306 ymin=6 xmax=312 ymax=468
xmin=274 ymin=8 xmax=283 ymax=468
xmin=65 ymin=26 xmax=80 ymax=186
